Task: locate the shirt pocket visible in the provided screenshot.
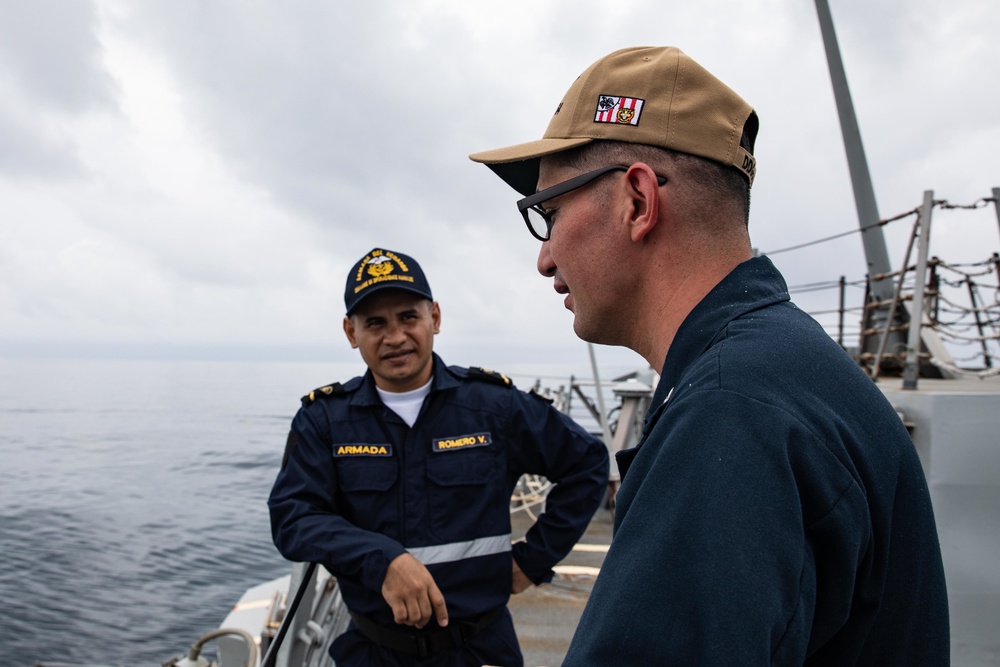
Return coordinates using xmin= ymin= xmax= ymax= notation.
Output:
xmin=425 ymin=449 xmax=506 ymax=543
xmin=334 ymin=456 xmax=399 ymax=534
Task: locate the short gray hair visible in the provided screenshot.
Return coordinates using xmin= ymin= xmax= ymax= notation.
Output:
xmin=550 ymin=140 xmax=751 ymax=226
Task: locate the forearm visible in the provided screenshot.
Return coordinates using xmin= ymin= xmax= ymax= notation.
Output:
xmin=514 ymin=450 xmax=609 ymax=582
xmin=269 ymin=498 xmax=406 ymax=586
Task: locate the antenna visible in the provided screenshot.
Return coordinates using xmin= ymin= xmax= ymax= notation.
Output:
xmin=813 ymin=0 xmax=949 ymax=377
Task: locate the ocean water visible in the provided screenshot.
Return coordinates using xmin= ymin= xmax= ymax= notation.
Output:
xmin=0 ymin=356 xmax=623 ymax=667
xmin=0 ymin=357 xmax=365 ymax=667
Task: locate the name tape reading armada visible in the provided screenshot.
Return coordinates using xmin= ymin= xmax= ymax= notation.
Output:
xmin=335 ymin=444 xmax=393 ymax=457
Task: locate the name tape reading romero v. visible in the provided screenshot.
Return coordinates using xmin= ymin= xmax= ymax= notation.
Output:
xmin=432 ymin=432 xmax=493 ymax=452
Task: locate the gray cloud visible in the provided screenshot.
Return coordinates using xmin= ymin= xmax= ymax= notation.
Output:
xmin=0 ymin=0 xmax=996 ymax=368
xmin=0 ymin=105 xmax=82 ymax=178
xmin=0 ymin=0 xmax=115 ymax=111
xmin=0 ymin=0 xmax=116 ymax=179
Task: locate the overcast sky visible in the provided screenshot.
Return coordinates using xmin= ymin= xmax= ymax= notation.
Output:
xmin=2 ymin=0 xmax=998 ymax=377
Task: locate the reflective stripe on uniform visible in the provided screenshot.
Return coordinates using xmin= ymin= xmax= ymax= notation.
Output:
xmin=407 ymin=534 xmax=512 ymax=565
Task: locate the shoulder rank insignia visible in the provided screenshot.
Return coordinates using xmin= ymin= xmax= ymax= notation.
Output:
xmin=467 ymin=366 xmax=512 ymax=387
xmin=301 ymin=382 xmax=345 ymax=406
xmin=528 ymin=387 xmax=555 ymax=404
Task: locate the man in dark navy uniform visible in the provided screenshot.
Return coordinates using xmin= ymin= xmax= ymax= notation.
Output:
xmin=471 ymin=47 xmax=949 ymax=665
xmin=268 ymin=247 xmax=609 ymax=667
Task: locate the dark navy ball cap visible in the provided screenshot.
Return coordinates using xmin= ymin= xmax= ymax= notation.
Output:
xmin=344 ymin=248 xmax=433 ymax=316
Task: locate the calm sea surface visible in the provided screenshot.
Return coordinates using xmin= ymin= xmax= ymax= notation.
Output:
xmin=0 ymin=356 xmax=619 ymax=667
xmin=0 ymin=357 xmax=368 ymax=666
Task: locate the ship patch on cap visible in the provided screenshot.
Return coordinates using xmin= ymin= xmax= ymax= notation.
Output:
xmin=594 ymin=95 xmax=644 ymax=126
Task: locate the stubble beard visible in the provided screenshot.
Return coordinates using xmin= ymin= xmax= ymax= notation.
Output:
xmin=571 ymin=299 xmax=624 ymax=348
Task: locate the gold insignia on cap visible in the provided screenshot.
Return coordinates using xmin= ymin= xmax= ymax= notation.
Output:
xmin=366 ymin=256 xmax=395 ymax=279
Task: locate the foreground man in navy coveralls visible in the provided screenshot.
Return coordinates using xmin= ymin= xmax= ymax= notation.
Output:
xmin=268 ymin=247 xmax=609 ymax=667
xmin=471 ymin=47 xmax=949 ymax=665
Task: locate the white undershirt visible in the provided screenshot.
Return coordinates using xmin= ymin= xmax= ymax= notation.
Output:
xmin=376 ymin=378 xmax=432 ymax=427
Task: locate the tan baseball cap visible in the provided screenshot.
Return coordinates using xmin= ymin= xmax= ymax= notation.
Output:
xmin=469 ymin=46 xmax=758 ymax=197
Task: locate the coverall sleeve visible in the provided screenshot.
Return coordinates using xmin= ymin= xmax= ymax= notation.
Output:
xmin=564 ymin=389 xmax=870 ymax=665
xmin=268 ymin=406 xmax=407 ymax=594
xmin=507 ymin=392 xmax=610 ymax=584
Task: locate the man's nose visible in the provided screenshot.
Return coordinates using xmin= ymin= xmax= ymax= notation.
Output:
xmin=384 ymin=320 xmax=407 ymax=344
xmin=537 ymin=241 xmax=556 ymax=277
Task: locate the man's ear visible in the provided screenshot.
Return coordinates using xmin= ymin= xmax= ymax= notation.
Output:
xmin=625 ymin=164 xmax=661 ymax=243
xmin=343 ymin=316 xmax=358 ymax=348
xmin=431 ymin=301 xmax=441 ymax=334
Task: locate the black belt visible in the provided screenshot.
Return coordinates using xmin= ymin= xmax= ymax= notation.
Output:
xmin=348 ymin=606 xmax=504 ymax=659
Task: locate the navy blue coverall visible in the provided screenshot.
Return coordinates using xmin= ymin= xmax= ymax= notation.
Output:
xmin=563 ymin=256 xmax=949 ymax=665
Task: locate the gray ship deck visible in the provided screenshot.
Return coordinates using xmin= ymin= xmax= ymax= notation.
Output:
xmin=509 ymin=504 xmax=613 ymax=666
